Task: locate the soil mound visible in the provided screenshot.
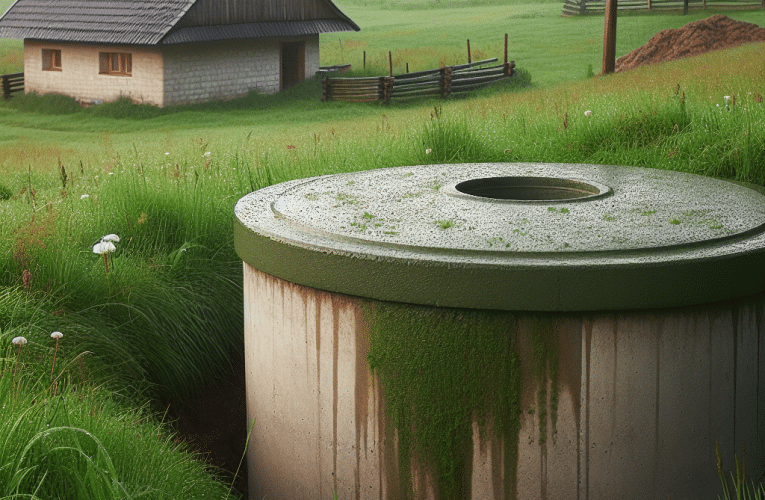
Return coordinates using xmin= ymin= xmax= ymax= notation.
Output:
xmin=615 ymin=15 xmax=765 ymax=72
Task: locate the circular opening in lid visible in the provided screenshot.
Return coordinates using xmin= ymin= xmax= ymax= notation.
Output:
xmin=453 ymin=176 xmax=611 ymax=202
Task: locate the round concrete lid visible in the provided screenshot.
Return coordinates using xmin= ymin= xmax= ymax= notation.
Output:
xmin=234 ymin=163 xmax=765 ymax=311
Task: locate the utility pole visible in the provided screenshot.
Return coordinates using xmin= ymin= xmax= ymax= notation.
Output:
xmin=602 ymin=0 xmax=617 ymax=74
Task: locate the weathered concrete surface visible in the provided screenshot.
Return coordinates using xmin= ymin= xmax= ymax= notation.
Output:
xmin=237 ymin=163 xmax=765 ymax=499
xmin=235 ymin=163 xmax=765 ymax=311
xmin=244 ymin=265 xmax=765 ymax=500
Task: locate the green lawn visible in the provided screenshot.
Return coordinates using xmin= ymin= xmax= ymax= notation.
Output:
xmin=324 ymin=1 xmax=764 ymax=84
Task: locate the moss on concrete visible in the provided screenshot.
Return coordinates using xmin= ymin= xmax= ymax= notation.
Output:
xmin=530 ymin=315 xmax=560 ymax=445
xmin=367 ymin=302 xmax=523 ymax=500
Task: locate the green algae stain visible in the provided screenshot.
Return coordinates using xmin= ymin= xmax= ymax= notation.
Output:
xmin=530 ymin=316 xmax=560 ymax=446
xmin=367 ymin=303 xmax=523 ymax=500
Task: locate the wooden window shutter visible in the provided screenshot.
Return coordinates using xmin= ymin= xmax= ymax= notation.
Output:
xmin=99 ymin=52 xmax=109 ymax=74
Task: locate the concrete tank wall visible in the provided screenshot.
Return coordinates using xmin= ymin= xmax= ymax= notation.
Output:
xmin=244 ymin=263 xmax=765 ymax=500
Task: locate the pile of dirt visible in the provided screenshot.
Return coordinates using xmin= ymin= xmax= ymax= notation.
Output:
xmin=616 ymin=15 xmax=765 ymax=72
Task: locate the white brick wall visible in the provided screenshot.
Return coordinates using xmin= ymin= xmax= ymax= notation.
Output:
xmin=24 ymin=40 xmax=164 ymax=105
xmin=163 ymin=39 xmax=276 ymax=106
xmin=163 ymin=36 xmax=319 ymax=106
xmin=23 ymin=36 xmax=321 ymax=107
xmin=304 ymin=37 xmax=320 ymax=77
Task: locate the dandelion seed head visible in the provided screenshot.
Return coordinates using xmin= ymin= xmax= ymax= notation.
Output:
xmin=51 ymin=331 xmax=63 ymax=339
xmin=12 ymin=336 xmax=27 ymax=345
xmin=101 ymin=234 xmax=120 ymax=243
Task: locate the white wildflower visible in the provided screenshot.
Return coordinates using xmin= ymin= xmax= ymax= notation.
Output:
xmin=12 ymin=336 xmax=27 ymax=345
xmin=51 ymin=331 xmax=63 ymax=339
xmin=425 ymin=148 xmax=432 ymax=155
xmin=80 ymin=194 xmax=90 ymax=199
xmin=92 ymin=241 xmax=117 ymax=254
xmin=584 ymin=110 xmax=592 ymax=117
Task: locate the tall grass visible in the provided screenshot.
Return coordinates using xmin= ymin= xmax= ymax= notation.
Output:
xmin=1 ymin=146 xmax=248 ymax=401
xmin=0 ymin=337 xmax=238 ymax=499
xmin=717 ymin=443 xmax=765 ymax=500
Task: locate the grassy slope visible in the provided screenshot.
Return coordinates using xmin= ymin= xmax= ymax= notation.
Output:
xmin=0 ymin=2 xmax=761 ymax=152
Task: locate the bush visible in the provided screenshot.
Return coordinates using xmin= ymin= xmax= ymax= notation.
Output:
xmin=0 ymin=183 xmax=12 ymax=200
xmin=6 ymin=91 xmax=81 ymax=114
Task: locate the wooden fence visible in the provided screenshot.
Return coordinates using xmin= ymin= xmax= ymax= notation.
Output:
xmin=2 ymin=72 xmax=23 ymax=99
xmin=563 ymin=0 xmax=764 ymax=16
xmin=322 ymin=59 xmax=515 ymax=103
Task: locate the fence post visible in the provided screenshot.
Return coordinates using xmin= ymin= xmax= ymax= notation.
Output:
xmin=388 ymin=51 xmax=393 ymax=77
xmin=504 ymin=60 xmax=515 ymax=78
xmin=467 ymin=39 xmax=471 ymax=64
xmin=378 ymin=76 xmax=394 ymax=103
xmin=601 ymin=0 xmax=617 ymax=74
xmin=504 ymin=34 xmax=508 ymax=65
xmin=385 ymin=76 xmax=394 ymax=103
xmin=2 ymin=75 xmax=9 ymax=100
xmin=440 ymin=67 xmax=451 ymax=97
xmin=322 ymin=77 xmax=330 ymax=101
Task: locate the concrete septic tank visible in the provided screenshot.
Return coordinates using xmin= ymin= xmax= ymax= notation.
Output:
xmin=234 ymin=163 xmax=765 ymax=500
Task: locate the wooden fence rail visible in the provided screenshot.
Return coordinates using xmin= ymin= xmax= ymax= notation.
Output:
xmin=322 ymin=59 xmax=515 ymax=103
xmin=563 ymin=0 xmax=763 ymax=16
xmin=2 ymin=72 xmax=23 ymax=99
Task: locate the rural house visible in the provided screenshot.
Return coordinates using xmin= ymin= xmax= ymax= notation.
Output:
xmin=0 ymin=0 xmax=359 ymax=106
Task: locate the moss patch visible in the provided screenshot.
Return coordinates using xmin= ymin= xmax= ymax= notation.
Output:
xmin=530 ymin=316 xmax=560 ymax=445
xmin=367 ymin=302 xmax=523 ymax=500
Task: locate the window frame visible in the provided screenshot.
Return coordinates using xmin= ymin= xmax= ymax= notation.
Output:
xmin=99 ymin=52 xmax=132 ymax=77
xmin=42 ymin=49 xmax=62 ymax=71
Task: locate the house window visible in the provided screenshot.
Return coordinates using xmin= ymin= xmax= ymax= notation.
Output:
xmin=99 ymin=52 xmax=132 ymax=76
xmin=42 ymin=49 xmax=61 ymax=71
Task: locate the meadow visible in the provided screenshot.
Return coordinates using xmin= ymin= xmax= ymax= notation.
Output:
xmin=1 ymin=0 xmax=764 ymax=497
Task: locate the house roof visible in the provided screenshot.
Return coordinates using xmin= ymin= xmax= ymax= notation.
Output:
xmin=0 ymin=0 xmax=359 ymax=45
xmin=163 ymin=20 xmax=357 ymax=44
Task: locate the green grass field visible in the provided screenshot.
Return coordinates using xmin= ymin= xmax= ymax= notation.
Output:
xmin=0 ymin=0 xmax=764 ymax=497
xmin=326 ymin=0 xmax=765 ymax=84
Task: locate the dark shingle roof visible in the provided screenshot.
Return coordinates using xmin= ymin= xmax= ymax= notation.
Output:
xmin=163 ymin=20 xmax=357 ymax=44
xmin=0 ymin=0 xmax=358 ymax=44
xmin=0 ymin=0 xmax=194 ymax=44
